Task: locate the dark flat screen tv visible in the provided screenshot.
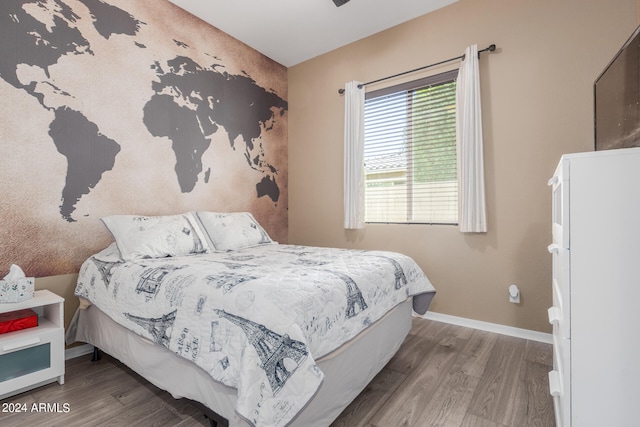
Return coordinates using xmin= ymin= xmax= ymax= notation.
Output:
xmin=595 ymin=25 xmax=640 ymax=151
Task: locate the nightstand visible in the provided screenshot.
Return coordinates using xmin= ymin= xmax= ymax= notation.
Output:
xmin=0 ymin=289 xmax=65 ymax=400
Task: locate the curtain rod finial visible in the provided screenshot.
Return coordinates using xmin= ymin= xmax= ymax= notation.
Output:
xmin=338 ymin=84 xmax=364 ymax=94
xmin=488 ymin=44 xmax=496 ymax=52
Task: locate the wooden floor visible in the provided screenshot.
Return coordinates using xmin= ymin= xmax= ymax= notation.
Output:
xmin=0 ymin=317 xmax=554 ymax=427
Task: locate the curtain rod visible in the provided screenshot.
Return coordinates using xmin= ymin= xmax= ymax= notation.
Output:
xmin=338 ymin=44 xmax=496 ymax=94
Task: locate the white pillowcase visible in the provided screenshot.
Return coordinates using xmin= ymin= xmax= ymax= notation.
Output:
xmin=101 ymin=213 xmax=211 ymax=261
xmin=195 ymin=211 xmax=274 ymax=251
xmin=92 ymin=242 xmax=123 ymax=263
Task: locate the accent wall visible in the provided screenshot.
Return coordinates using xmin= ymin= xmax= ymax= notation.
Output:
xmin=0 ymin=0 xmax=288 ymax=290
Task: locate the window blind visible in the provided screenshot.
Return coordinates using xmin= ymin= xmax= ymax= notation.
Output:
xmin=364 ymin=70 xmax=458 ymax=224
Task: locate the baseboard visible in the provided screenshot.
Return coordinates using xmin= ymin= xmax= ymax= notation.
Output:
xmin=420 ymin=311 xmax=553 ymax=344
xmin=65 ymin=343 xmax=93 ymax=360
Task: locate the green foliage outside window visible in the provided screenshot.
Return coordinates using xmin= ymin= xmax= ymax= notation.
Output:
xmin=410 ymin=81 xmax=457 ymax=183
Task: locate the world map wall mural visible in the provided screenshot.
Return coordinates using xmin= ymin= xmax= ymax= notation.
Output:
xmin=0 ymin=0 xmax=288 ymax=277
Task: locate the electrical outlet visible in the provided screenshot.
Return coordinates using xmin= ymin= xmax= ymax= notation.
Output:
xmin=508 ymin=284 xmax=520 ymax=303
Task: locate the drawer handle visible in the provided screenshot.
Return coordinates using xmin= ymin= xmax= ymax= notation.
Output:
xmin=549 ymin=370 xmax=562 ymax=397
xmin=548 ymin=176 xmax=559 ymax=186
xmin=548 ymin=307 xmax=562 ymax=325
xmin=2 ymin=337 xmax=41 ymax=353
xmin=547 ymin=243 xmax=559 ymax=254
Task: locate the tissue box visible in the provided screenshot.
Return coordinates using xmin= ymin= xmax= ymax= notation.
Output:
xmin=0 ymin=277 xmax=35 ymax=303
xmin=0 ymin=308 xmax=38 ymax=334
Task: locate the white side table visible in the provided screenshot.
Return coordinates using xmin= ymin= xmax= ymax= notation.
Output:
xmin=0 ymin=289 xmax=65 ymax=400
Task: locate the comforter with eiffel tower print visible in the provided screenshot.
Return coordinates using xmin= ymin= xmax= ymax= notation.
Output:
xmin=74 ymin=243 xmax=436 ymax=427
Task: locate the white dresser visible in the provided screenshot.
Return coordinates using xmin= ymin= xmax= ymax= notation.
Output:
xmin=547 ymin=148 xmax=640 ymax=427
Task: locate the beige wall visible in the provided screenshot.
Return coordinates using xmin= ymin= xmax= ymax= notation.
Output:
xmin=288 ymin=0 xmax=637 ymax=332
xmin=35 ymin=274 xmax=79 ymax=337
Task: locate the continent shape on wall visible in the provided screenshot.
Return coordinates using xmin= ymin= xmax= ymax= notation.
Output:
xmin=143 ymin=55 xmax=287 ymax=200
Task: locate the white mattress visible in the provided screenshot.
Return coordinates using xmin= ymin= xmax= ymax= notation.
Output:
xmin=67 ymin=298 xmax=414 ymax=427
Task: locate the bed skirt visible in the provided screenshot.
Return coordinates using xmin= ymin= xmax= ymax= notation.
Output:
xmin=66 ymin=298 xmax=417 ymax=426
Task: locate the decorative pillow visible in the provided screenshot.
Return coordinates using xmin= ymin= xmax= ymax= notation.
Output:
xmin=101 ymin=213 xmax=211 ymax=261
xmin=195 ymin=211 xmax=274 ymax=251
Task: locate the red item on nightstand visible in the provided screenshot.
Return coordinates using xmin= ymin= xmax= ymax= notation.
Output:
xmin=0 ymin=308 xmax=38 ymax=334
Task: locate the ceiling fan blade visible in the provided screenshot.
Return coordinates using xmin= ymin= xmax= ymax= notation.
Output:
xmin=333 ymin=0 xmax=351 ymax=7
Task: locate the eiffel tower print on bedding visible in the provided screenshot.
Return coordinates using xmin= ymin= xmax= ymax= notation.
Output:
xmin=74 ymin=243 xmax=435 ymax=427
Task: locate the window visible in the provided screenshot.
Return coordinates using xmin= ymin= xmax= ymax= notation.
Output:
xmin=363 ymin=70 xmax=458 ymax=224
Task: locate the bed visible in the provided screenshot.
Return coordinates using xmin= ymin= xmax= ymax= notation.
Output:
xmin=65 ymin=212 xmax=436 ymax=427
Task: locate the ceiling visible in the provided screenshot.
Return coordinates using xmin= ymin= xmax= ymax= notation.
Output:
xmin=167 ymin=0 xmax=458 ymax=67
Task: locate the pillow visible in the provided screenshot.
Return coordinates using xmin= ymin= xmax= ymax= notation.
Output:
xmin=101 ymin=213 xmax=211 ymax=261
xmin=92 ymin=242 xmax=123 ymax=263
xmin=195 ymin=211 xmax=274 ymax=251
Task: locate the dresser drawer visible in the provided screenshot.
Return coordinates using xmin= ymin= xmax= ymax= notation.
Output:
xmin=550 ymin=280 xmax=570 ymax=339
xmin=549 ymin=245 xmax=570 ymax=338
xmin=549 ymin=167 xmax=569 ymax=249
xmin=549 ymin=321 xmax=571 ymax=427
xmin=551 ymin=392 xmax=567 ymax=427
xmin=550 ymin=324 xmax=570 ymax=376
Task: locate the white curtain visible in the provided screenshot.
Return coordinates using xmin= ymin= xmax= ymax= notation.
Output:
xmin=343 ymin=81 xmax=365 ymax=229
xmin=456 ymin=44 xmax=487 ymax=233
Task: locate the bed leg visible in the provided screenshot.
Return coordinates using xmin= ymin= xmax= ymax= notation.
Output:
xmin=188 ymin=399 xmax=228 ymax=427
xmin=194 ymin=403 xmax=228 ymax=427
xmin=91 ymin=346 xmax=101 ymax=362
xmin=203 ymin=411 xmax=229 ymax=427
xmin=204 ymin=414 xmax=218 ymax=427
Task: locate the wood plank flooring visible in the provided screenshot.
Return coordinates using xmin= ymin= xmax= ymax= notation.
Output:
xmin=0 ymin=317 xmax=554 ymax=427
